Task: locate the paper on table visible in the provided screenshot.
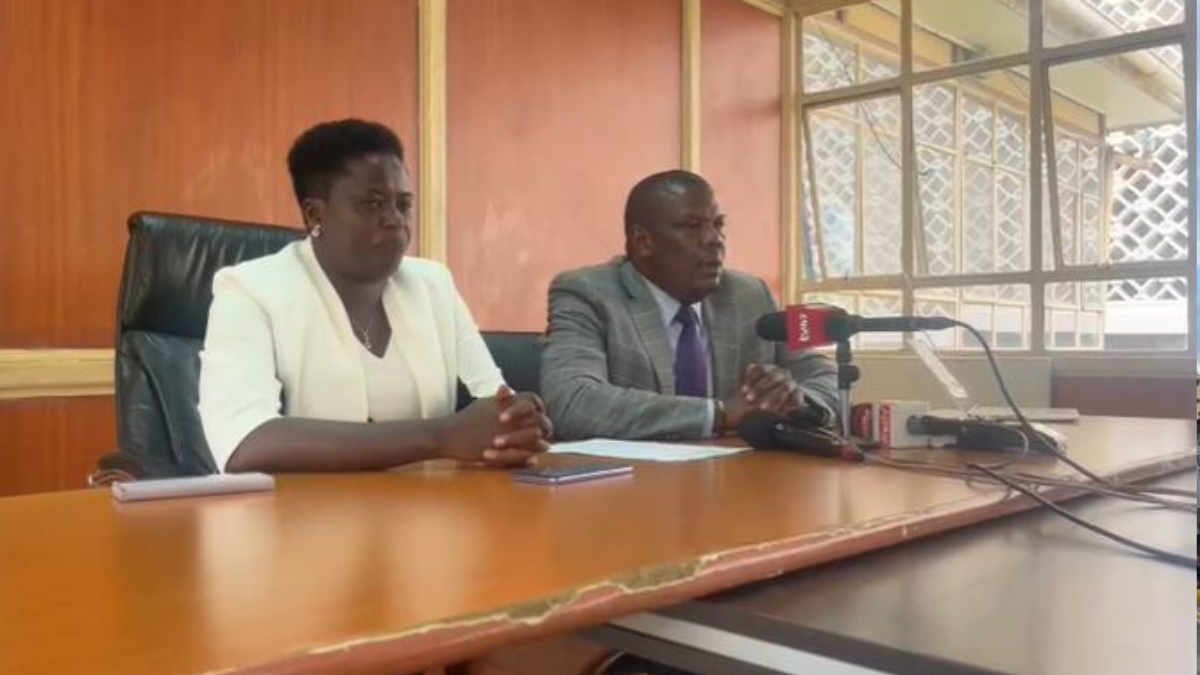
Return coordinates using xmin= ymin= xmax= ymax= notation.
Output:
xmin=549 ymin=439 xmax=748 ymax=462
xmin=111 ymin=473 xmax=275 ymax=502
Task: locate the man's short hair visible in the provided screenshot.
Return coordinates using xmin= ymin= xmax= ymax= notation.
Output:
xmin=286 ymin=119 xmax=405 ymax=205
xmin=623 ymin=170 xmax=712 ymax=236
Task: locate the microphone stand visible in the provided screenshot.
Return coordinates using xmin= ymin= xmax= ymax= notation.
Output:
xmin=835 ymin=339 xmax=860 ymax=438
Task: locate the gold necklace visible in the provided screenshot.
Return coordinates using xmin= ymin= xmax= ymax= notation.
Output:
xmin=349 ymin=310 xmax=379 ymax=351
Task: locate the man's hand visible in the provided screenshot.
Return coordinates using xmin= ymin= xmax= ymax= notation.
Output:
xmin=437 ymin=385 xmax=553 ymax=467
xmin=719 ymin=364 xmax=806 ymax=434
xmin=742 ymin=364 xmax=803 ymax=413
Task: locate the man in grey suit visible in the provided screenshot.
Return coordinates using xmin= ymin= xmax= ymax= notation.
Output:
xmin=541 ymin=170 xmax=838 ymax=441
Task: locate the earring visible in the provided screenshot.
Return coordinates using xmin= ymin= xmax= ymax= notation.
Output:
xmin=311 ymin=224 xmax=323 ymax=239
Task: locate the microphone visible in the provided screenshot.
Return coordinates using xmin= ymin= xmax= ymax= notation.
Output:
xmin=907 ymin=415 xmax=1064 ymax=454
xmin=756 ymin=304 xmax=957 ymax=349
xmin=738 ymin=410 xmax=865 ymax=462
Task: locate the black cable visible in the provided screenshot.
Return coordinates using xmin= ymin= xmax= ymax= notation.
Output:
xmin=948 ymin=319 xmax=1111 ymax=484
xmin=1004 ymin=469 xmax=1197 ymax=505
xmin=873 ymin=455 xmax=1193 ymax=511
xmin=969 ymin=462 xmax=1194 ymax=568
xmin=949 ymin=319 xmax=1198 ymax=510
xmin=863 ymin=319 xmax=1195 ymax=565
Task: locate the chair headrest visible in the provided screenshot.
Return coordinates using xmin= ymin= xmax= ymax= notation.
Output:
xmin=118 ymin=212 xmax=304 ymax=338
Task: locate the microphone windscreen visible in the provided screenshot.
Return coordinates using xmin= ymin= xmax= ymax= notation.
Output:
xmin=755 ymin=312 xmax=788 ymax=342
xmin=737 ymin=410 xmax=784 ymax=449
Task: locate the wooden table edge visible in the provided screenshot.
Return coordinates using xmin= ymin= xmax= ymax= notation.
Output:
xmin=224 ymin=450 xmax=1194 ymax=675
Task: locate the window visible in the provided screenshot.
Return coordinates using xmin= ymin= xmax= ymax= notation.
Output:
xmin=796 ymin=0 xmax=1193 ymax=354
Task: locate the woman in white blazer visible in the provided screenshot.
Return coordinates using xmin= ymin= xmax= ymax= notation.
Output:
xmin=198 ymin=120 xmax=551 ymax=473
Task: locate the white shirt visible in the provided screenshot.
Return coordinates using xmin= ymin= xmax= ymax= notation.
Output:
xmin=360 ymin=337 xmax=422 ymax=423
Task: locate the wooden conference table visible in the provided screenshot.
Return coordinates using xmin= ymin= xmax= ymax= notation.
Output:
xmin=0 ymin=416 xmax=1193 ymax=675
xmin=591 ymin=469 xmax=1196 ymax=675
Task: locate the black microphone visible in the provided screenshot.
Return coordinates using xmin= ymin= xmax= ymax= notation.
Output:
xmin=738 ymin=410 xmax=865 ymax=462
xmin=756 ymin=304 xmax=957 ymax=348
xmin=907 ymin=415 xmax=1063 ymax=454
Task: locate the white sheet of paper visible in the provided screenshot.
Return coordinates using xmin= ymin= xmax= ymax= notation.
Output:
xmin=549 ymin=439 xmax=748 ymax=462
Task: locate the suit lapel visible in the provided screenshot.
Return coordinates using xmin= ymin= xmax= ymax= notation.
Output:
xmin=618 ymin=260 xmax=677 ymax=395
xmin=296 ymin=238 xmax=369 ymax=419
xmin=704 ymin=282 xmax=742 ymax=399
xmin=383 ymin=265 xmax=448 ymax=418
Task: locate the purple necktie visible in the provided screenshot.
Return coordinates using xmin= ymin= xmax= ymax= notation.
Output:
xmin=674 ymin=305 xmax=708 ymax=397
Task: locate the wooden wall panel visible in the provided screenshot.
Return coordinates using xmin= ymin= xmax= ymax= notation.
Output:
xmin=0 ymin=396 xmax=116 ymax=496
xmin=446 ymin=0 xmax=682 ymax=331
xmin=701 ymin=0 xmax=783 ymax=297
xmin=0 ymin=0 xmax=419 ymax=347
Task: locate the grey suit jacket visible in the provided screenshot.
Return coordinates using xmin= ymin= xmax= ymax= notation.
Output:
xmin=541 ymin=258 xmax=838 ymax=441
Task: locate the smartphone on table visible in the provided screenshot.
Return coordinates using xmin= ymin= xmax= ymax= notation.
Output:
xmin=512 ymin=464 xmax=633 ymax=486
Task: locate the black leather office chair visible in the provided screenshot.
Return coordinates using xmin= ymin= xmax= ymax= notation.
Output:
xmin=111 ymin=212 xmax=302 ymax=478
xmin=455 ymin=331 xmax=544 ymax=409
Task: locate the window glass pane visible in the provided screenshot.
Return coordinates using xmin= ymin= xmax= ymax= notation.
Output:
xmin=915 ymin=147 xmax=957 ymax=276
xmin=1045 ymin=277 xmax=1188 ymax=351
xmin=962 ymin=303 xmax=994 ymax=346
xmin=1059 ymin=190 xmax=1078 ymax=265
xmin=962 ymin=95 xmax=994 ymax=161
xmin=804 ymin=95 xmax=901 ymax=281
xmin=996 ymin=107 xmax=1026 ymax=171
xmin=1045 ymin=0 xmax=1185 ymax=51
xmin=915 ymin=286 xmax=1030 ymax=350
xmin=1049 ymin=273 xmax=1076 ymax=306
xmin=995 ymin=171 xmax=1027 ymax=272
xmin=1078 ymin=311 xmax=1102 ymax=349
xmin=809 ymin=109 xmax=858 ymax=278
xmin=915 ymin=83 xmax=956 ymax=149
xmin=913 ymin=0 xmax=1026 ymax=72
xmin=1050 ymin=309 xmax=1078 ymax=348
xmin=915 ymin=70 xmax=1029 ymax=279
xmin=1046 ymin=46 xmax=1187 ymax=270
xmin=803 ymin=25 xmax=857 ymax=93
xmin=1079 ymin=140 xmax=1102 ymax=194
xmin=1056 ymin=134 xmax=1078 ymax=187
xmin=1081 ymin=281 xmax=1105 ymax=311
xmin=799 ymin=150 xmax=820 ymax=281
xmin=1110 ymin=120 xmax=1189 ymax=264
xmin=963 ymin=163 xmax=995 ymax=275
xmin=802 ymin=2 xmax=900 ymax=94
xmin=1080 ymin=196 xmax=1103 ymax=265
xmin=994 ymin=305 xmax=1025 ymax=349
xmin=862 ymin=101 xmax=903 ymax=276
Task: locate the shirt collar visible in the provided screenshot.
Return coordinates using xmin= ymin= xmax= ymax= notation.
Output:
xmin=638 ymin=271 xmax=704 ymax=331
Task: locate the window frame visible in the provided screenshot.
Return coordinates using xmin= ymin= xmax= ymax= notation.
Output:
xmin=793 ymin=0 xmax=1197 ymax=359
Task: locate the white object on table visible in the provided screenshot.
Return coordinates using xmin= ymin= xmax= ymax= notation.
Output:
xmin=549 ymin=439 xmax=748 ymax=462
xmin=111 ymin=473 xmax=275 ymax=502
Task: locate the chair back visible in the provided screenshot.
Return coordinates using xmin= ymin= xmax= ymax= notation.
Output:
xmin=115 ymin=212 xmax=302 ymax=477
xmin=457 ymin=331 xmax=543 ymax=408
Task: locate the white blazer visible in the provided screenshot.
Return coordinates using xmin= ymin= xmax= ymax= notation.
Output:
xmin=198 ymin=238 xmax=504 ymax=471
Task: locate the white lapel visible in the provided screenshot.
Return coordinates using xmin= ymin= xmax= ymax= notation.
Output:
xmin=295 ymin=238 xmax=369 ymax=420
xmin=383 ymin=262 xmax=449 ymax=418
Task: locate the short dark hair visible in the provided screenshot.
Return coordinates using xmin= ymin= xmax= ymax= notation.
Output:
xmin=286 ymin=119 xmax=405 ymax=205
xmin=623 ymin=170 xmax=711 ymax=236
